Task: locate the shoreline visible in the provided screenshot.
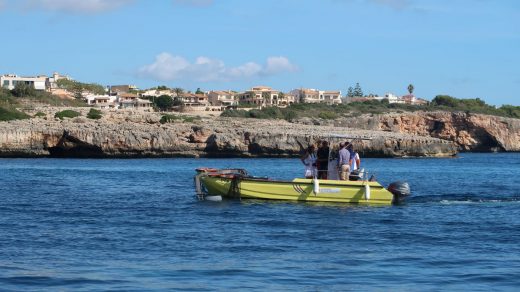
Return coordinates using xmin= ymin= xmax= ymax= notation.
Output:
xmin=0 ymin=114 xmax=457 ymax=159
xmin=1 ymin=107 xmax=519 ymax=159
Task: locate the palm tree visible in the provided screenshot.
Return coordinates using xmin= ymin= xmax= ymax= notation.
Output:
xmin=407 ymin=84 xmax=414 ymax=95
xmin=278 ymin=92 xmax=285 ymax=106
xmin=172 ymin=87 xmax=184 ymax=97
xmin=172 ymin=87 xmax=185 ymax=106
xmin=262 ymin=91 xmax=271 ymax=107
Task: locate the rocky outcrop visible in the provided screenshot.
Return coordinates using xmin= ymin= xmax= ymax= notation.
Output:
xmin=0 ymin=114 xmax=456 ymax=158
xmin=333 ymin=111 xmax=520 ymax=152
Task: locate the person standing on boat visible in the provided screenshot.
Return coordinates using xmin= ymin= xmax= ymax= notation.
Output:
xmin=316 ymin=141 xmax=330 ymax=180
xmin=338 ymin=142 xmax=352 ymax=181
xmin=327 ymin=143 xmax=340 ymax=180
xmin=301 ymin=145 xmax=317 ymax=179
xmin=347 ymin=143 xmax=361 ymax=171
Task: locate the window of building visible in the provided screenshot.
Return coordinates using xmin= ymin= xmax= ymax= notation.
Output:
xmin=2 ymin=80 xmax=9 ymax=87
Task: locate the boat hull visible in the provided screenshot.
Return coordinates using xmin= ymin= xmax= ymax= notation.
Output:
xmin=200 ymin=176 xmax=395 ymax=205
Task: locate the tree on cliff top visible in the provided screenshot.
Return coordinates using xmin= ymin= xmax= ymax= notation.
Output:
xmin=155 ymin=95 xmax=173 ymax=111
xmin=347 ymin=86 xmax=354 ymax=98
xmin=173 ymin=87 xmax=184 ymax=98
xmin=11 ymin=82 xmax=35 ymax=97
xmin=353 ymin=83 xmax=363 ymax=97
xmin=408 ymin=84 xmax=414 ymax=95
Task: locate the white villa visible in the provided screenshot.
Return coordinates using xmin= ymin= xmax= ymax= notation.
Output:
xmin=290 ymin=88 xmax=342 ymax=104
xmin=208 ymin=90 xmax=237 ymax=107
xmin=1 ymin=72 xmax=72 ymax=91
xmin=238 ymin=86 xmax=285 ymax=107
xmin=1 ymin=74 xmax=47 ymax=91
xmin=85 ymin=94 xmax=118 ymax=109
xmin=141 ymin=89 xmax=175 ymax=98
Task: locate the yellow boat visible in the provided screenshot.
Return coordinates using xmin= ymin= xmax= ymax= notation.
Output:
xmin=194 ymin=168 xmax=410 ymax=205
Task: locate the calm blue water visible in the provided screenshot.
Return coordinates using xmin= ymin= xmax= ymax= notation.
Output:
xmin=1 ymin=153 xmax=519 ymax=291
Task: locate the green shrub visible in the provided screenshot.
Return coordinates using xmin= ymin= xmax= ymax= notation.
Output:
xmin=160 ymin=114 xmax=201 ymax=123
xmin=86 ymin=108 xmax=102 ymax=119
xmin=34 ymin=112 xmax=46 ymax=118
xmin=55 ymin=110 xmax=81 ymax=120
xmin=223 ymin=95 xmax=520 ymax=121
xmin=499 ymin=105 xmax=520 ymax=119
xmin=11 ymin=82 xmax=35 ymax=97
xmin=183 ymin=116 xmax=201 ymax=123
xmin=237 ymin=104 xmax=258 ymax=108
xmin=0 ymin=107 xmax=30 ymax=121
xmin=283 ymin=110 xmax=298 ymax=121
xmin=57 ymin=79 xmax=105 ymax=95
xmin=318 ymin=111 xmax=338 ymax=120
xmin=221 ymin=109 xmax=249 ymax=118
xmin=155 ymin=95 xmax=174 ymax=111
xmin=160 ymin=114 xmax=181 ymax=124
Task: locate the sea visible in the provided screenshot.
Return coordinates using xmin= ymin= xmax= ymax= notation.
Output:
xmin=0 ymin=153 xmax=519 ymax=291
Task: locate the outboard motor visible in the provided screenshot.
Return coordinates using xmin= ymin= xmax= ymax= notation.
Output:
xmin=388 ymin=181 xmax=411 ymax=204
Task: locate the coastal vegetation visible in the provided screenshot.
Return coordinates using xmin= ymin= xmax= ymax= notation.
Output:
xmin=56 ymin=79 xmax=105 ymax=97
xmin=55 ymin=110 xmax=81 ymax=120
xmin=34 ymin=112 xmax=46 ymax=118
xmin=1 ymin=84 xmax=86 ymax=108
xmin=154 ymin=95 xmax=174 ymax=111
xmin=0 ymin=106 xmax=30 ymax=121
xmin=221 ymin=96 xmax=520 ymax=121
xmin=86 ymin=108 xmax=102 ymax=120
xmin=160 ymin=114 xmax=201 ymax=124
xmin=346 ymin=83 xmax=364 ymax=98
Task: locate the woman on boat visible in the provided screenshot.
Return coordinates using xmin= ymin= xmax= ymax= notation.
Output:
xmin=301 ymin=145 xmax=317 ymax=179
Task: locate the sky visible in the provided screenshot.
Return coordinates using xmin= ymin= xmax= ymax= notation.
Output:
xmin=0 ymin=0 xmax=519 ymax=105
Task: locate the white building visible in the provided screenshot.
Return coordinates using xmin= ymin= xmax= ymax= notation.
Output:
xmin=85 ymin=94 xmax=118 ymax=109
xmin=1 ymin=74 xmax=47 ymax=90
xmin=238 ymin=86 xmax=281 ymax=107
xmin=383 ymin=93 xmax=404 ymax=104
xmin=141 ymin=89 xmax=174 ymax=98
xmin=208 ymin=90 xmax=237 ymax=107
xmin=46 ymin=72 xmax=72 ymax=89
xmin=290 ymin=88 xmax=342 ymax=104
xmin=1 ymin=72 xmax=72 ymax=92
xmin=320 ymin=90 xmax=342 ymax=105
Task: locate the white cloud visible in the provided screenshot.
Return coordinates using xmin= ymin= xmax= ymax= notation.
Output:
xmin=138 ymin=53 xmax=298 ymax=82
xmin=264 ymin=56 xmax=299 ymax=75
xmin=22 ymin=0 xmax=133 ymax=13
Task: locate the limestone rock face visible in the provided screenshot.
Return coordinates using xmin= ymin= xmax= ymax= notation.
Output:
xmin=0 ymin=116 xmax=456 ymax=158
xmin=334 ymin=112 xmax=520 ymax=152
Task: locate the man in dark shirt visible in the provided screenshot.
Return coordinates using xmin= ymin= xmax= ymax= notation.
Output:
xmin=316 ymin=141 xmax=330 ymax=179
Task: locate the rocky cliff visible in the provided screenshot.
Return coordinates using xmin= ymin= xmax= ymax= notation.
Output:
xmin=0 ymin=111 xmax=456 ymax=158
xmin=333 ymin=111 xmax=520 ymax=152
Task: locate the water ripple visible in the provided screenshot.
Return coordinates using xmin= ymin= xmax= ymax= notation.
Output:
xmin=0 ymin=154 xmax=519 ymax=290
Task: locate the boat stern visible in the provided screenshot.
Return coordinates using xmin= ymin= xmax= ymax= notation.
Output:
xmin=388 ymin=181 xmax=411 ymax=204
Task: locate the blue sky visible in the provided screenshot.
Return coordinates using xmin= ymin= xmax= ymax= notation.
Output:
xmin=0 ymin=0 xmax=518 ymax=105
